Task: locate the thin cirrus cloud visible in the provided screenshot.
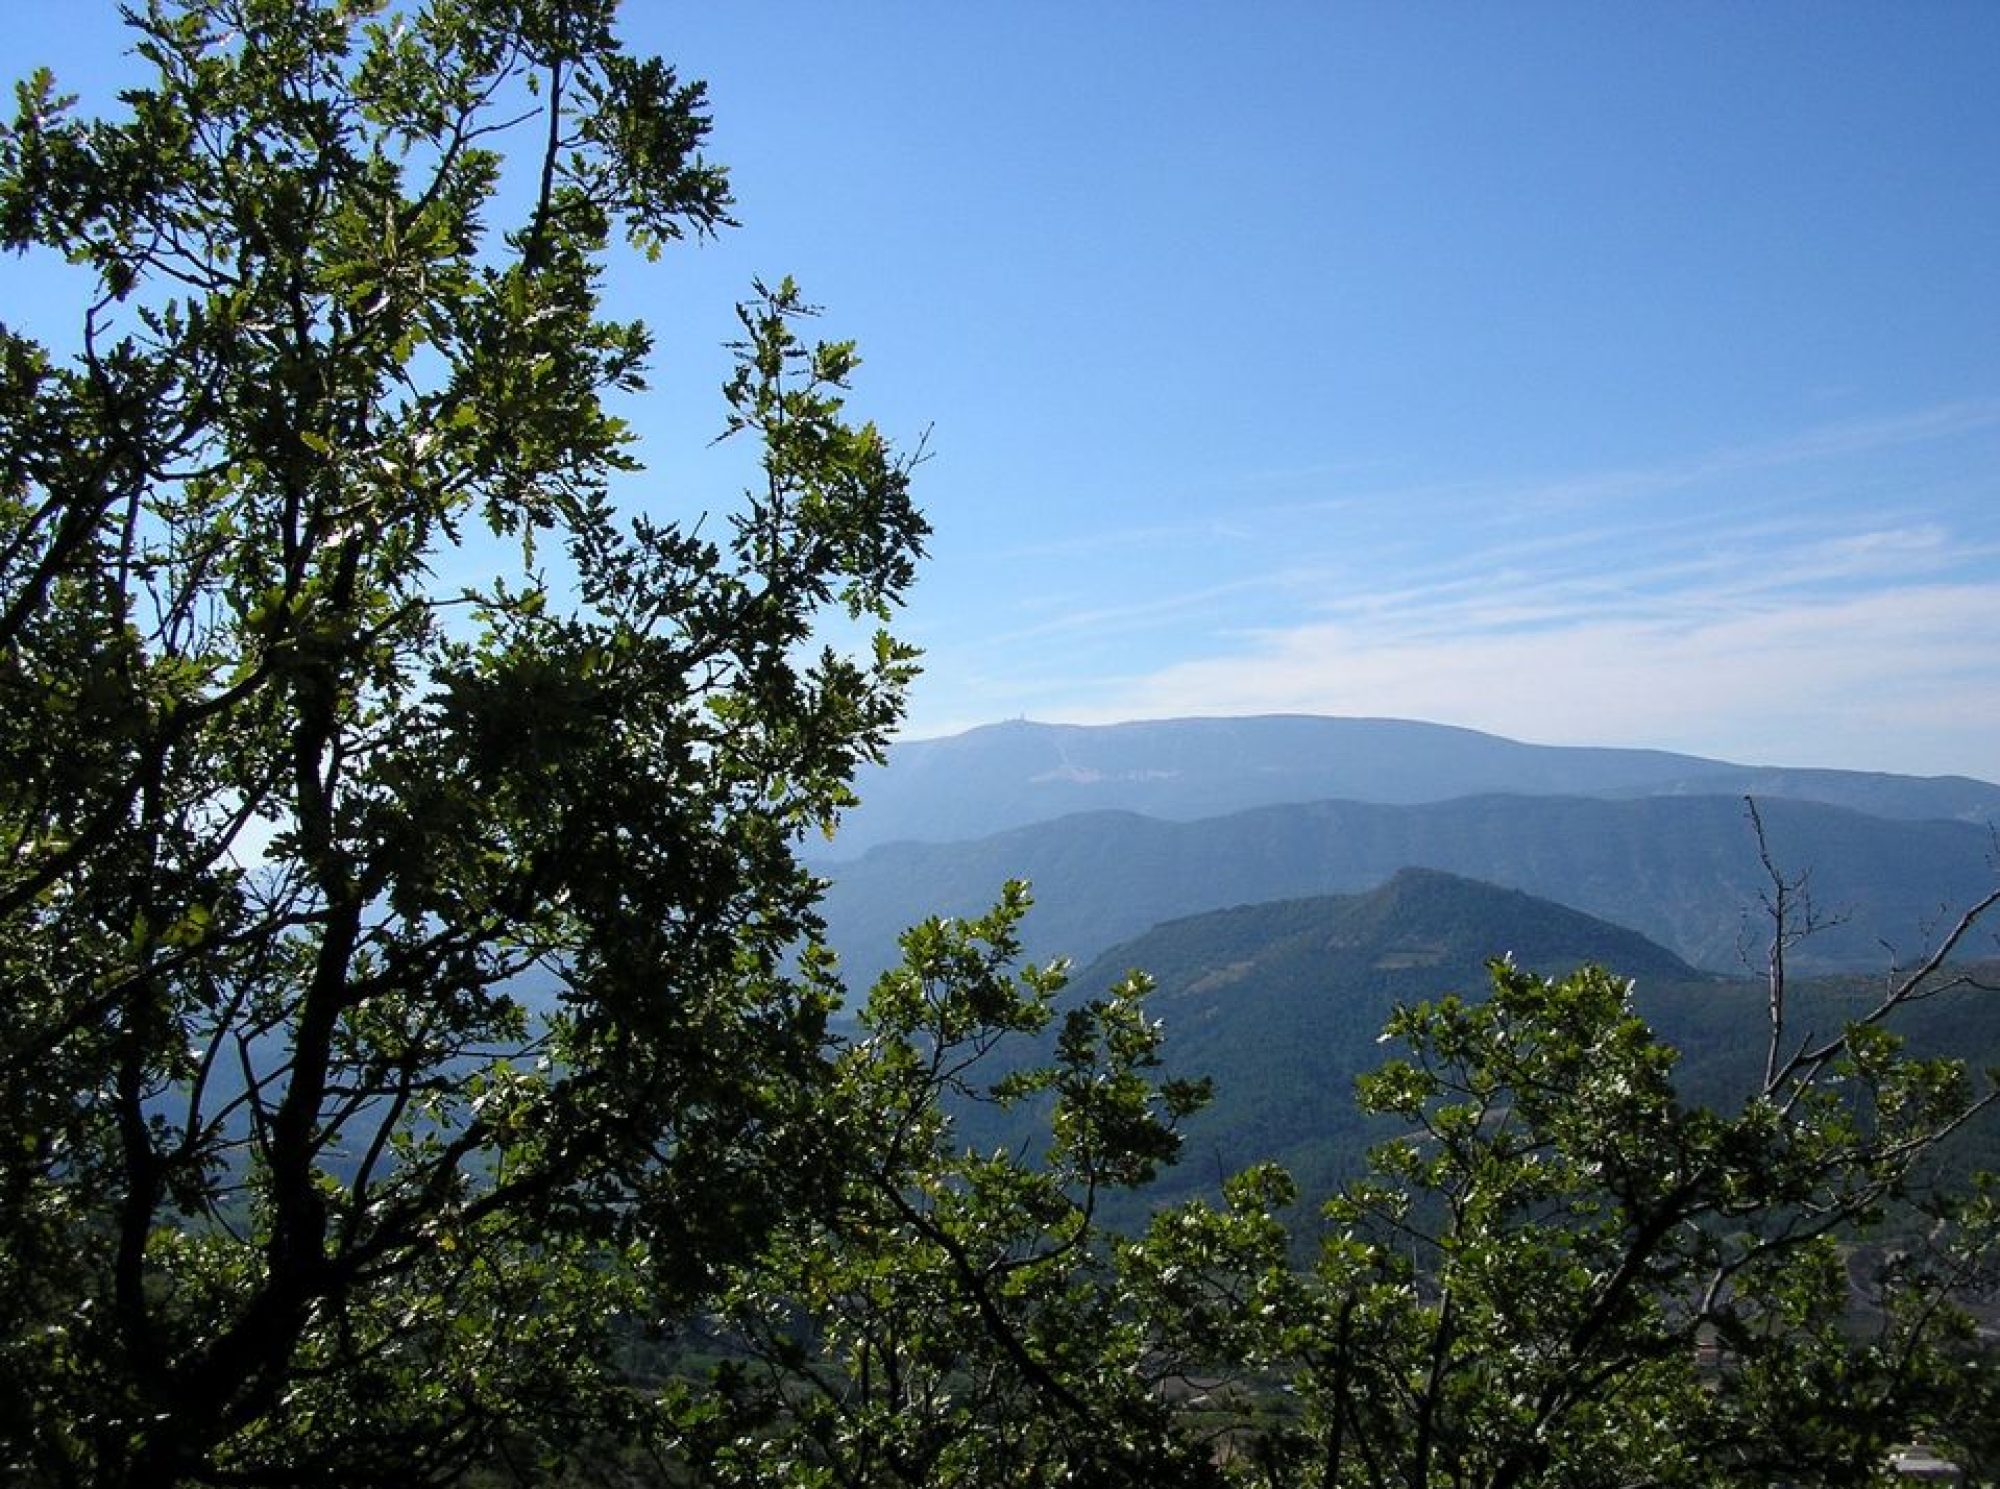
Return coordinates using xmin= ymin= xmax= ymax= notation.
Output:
xmin=1064 ymin=577 xmax=2000 ymax=777
xmin=1503 ymin=399 xmax=2000 ymax=515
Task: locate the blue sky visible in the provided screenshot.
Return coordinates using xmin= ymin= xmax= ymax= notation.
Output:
xmin=15 ymin=5 xmax=2000 ymax=779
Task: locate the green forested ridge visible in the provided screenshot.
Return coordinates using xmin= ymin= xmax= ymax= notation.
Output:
xmin=1065 ymin=869 xmax=2000 ymax=1215
xmin=937 ymin=868 xmax=2000 ymax=1222
xmin=4 ymin=5 xmax=1997 ymax=1487
xmin=943 ymin=868 xmax=1705 ymax=1207
xmin=1071 ymin=868 xmax=1715 ymax=1211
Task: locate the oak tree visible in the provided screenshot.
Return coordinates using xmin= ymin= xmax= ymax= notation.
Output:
xmin=710 ymin=885 xmax=1222 ymax=1488
xmin=1128 ymin=951 xmax=2000 ymax=1489
xmin=708 ymin=875 xmax=2000 ymax=1487
xmin=0 ymin=1 xmax=924 ymax=1483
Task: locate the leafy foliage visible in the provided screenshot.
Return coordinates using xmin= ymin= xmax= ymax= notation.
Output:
xmin=0 ymin=3 xmax=923 ymax=1483
xmin=704 ymin=885 xmax=1224 ymax=1488
xmin=657 ymin=889 xmax=1997 ymax=1488
xmin=1128 ymin=959 xmax=2000 ymax=1488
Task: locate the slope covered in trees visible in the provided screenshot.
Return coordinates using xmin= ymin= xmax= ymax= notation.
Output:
xmin=1062 ymin=869 xmax=2000 ymax=1213
xmin=1068 ymin=868 xmax=1712 ymax=1206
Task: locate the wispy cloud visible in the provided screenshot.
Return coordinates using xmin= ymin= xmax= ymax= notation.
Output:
xmin=1506 ymin=399 xmax=2000 ymax=514
xmin=995 ymin=518 xmax=1259 ymax=564
xmin=907 ymin=400 xmax=2000 ymax=778
xmin=1053 ymin=582 xmax=2000 ymax=778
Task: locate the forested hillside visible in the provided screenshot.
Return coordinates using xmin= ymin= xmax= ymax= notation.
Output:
xmin=1034 ymin=869 xmax=2000 ymax=1213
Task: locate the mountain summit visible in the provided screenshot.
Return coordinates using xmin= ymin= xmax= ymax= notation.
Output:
xmin=1056 ymin=868 xmax=1706 ymax=1208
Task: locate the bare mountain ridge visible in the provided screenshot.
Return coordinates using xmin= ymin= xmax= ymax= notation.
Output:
xmin=826 ymin=715 xmax=2000 ymax=858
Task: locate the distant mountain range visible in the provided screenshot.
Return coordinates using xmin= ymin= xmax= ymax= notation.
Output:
xmin=826 ymin=716 xmax=2000 ymax=858
xmin=821 ymin=717 xmax=2000 ymax=1217
xmin=820 ymin=790 xmax=2000 ymax=987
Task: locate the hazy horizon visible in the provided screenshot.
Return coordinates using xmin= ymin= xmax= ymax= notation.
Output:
xmin=882 ymin=709 xmax=2000 ymax=786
